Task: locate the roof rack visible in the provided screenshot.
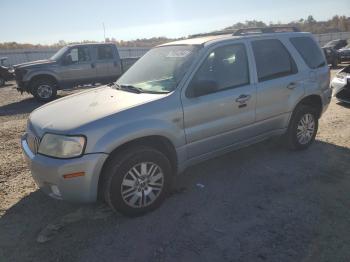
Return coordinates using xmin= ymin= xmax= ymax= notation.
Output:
xmin=189 ymin=30 xmax=236 ymax=38
xmin=233 ymin=26 xmax=300 ymax=36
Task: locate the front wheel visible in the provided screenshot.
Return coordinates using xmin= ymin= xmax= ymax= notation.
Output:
xmin=102 ymin=146 xmax=172 ymax=216
xmin=32 ymin=78 xmax=57 ymax=102
xmin=286 ymin=105 xmax=319 ymax=150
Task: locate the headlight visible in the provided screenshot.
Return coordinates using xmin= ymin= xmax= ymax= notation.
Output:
xmin=8 ymin=68 xmax=14 ymax=73
xmin=38 ymin=133 xmax=86 ymax=158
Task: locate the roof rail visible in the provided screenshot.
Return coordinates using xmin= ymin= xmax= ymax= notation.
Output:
xmin=189 ymin=30 xmax=236 ymax=38
xmin=233 ymin=26 xmax=300 ymax=36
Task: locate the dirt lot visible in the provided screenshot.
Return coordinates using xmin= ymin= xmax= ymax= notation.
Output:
xmin=0 ymin=70 xmax=350 ymax=262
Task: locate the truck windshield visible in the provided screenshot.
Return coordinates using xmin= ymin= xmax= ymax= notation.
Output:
xmin=50 ymin=46 xmax=68 ymax=61
xmin=116 ymin=45 xmax=200 ymax=93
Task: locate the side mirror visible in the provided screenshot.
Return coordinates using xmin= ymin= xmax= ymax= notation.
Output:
xmin=188 ymin=79 xmax=219 ymax=97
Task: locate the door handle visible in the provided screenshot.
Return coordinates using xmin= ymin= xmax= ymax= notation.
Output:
xmin=287 ymin=82 xmax=297 ymax=89
xmin=91 ymin=63 xmax=95 ymax=68
xmin=235 ymin=94 xmax=251 ymax=103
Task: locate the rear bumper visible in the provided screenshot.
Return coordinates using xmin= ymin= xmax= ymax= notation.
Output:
xmin=21 ymin=137 xmax=108 ymax=203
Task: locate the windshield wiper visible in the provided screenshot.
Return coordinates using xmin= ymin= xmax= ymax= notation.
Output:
xmin=114 ymin=84 xmax=143 ymax=94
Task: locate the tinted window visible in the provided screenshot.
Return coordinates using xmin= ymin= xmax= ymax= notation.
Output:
xmin=64 ymin=47 xmax=90 ymax=63
xmin=97 ymin=45 xmax=114 ymax=60
xmin=290 ymin=37 xmax=326 ymax=69
xmin=252 ymin=39 xmax=297 ymax=82
xmin=188 ymin=44 xmax=249 ymax=97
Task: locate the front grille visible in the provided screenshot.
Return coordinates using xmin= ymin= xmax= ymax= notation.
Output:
xmin=26 ymin=122 xmax=40 ymax=154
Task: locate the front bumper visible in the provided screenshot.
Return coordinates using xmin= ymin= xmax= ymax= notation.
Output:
xmin=16 ymin=79 xmax=30 ymax=93
xmin=21 ymin=137 xmax=108 ymax=203
xmin=331 ymin=77 xmax=350 ymax=103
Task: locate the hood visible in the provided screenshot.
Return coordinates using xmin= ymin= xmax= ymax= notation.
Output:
xmin=29 ymin=86 xmax=167 ymax=135
xmin=14 ymin=59 xmax=56 ymax=69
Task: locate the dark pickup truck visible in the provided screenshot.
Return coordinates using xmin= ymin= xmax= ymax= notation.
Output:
xmin=15 ymin=43 xmax=138 ymax=101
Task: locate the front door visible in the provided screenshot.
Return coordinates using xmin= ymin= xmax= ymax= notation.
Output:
xmin=58 ymin=46 xmax=96 ymax=87
xmin=181 ymin=42 xmax=256 ymax=159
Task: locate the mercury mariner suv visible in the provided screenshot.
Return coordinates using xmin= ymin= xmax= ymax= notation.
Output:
xmin=21 ymin=27 xmax=332 ymax=216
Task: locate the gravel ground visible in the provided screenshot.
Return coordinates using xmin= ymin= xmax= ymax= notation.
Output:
xmin=0 ymin=69 xmax=350 ymax=262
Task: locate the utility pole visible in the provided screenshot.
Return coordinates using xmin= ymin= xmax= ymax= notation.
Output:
xmin=103 ymin=22 xmax=106 ymax=42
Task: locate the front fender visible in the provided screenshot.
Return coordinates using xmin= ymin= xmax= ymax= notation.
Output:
xmin=23 ymin=69 xmax=59 ymax=83
xmin=87 ymin=118 xmax=186 ymax=155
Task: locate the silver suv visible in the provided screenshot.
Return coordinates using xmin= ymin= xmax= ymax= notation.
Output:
xmin=21 ymin=27 xmax=332 ymax=216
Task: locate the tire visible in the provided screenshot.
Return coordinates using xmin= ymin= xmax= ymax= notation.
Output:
xmin=286 ymin=104 xmax=319 ymax=150
xmin=102 ymin=146 xmax=173 ymax=216
xmin=0 ymin=77 xmax=5 ymax=87
xmin=31 ymin=78 xmax=57 ymax=102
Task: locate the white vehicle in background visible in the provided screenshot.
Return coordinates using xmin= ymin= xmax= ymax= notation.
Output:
xmin=331 ymin=65 xmax=350 ymax=103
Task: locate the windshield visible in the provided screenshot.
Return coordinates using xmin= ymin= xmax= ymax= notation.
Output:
xmin=116 ymin=45 xmax=200 ymax=93
xmin=50 ymin=46 xmax=68 ymax=61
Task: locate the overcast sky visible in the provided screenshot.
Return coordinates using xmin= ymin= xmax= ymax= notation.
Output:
xmin=1 ymin=0 xmax=349 ymax=44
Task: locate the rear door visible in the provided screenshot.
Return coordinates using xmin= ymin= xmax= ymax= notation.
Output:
xmin=57 ymin=46 xmax=96 ymax=87
xmin=181 ymin=42 xmax=256 ymax=159
xmin=93 ymin=45 xmax=122 ymax=83
xmin=249 ymin=38 xmax=304 ymax=133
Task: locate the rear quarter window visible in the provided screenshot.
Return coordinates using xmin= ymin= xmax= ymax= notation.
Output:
xmin=290 ymin=37 xmax=326 ymax=69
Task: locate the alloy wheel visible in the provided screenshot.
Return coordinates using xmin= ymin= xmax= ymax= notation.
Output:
xmin=296 ymin=113 xmax=315 ymax=145
xmin=120 ymin=162 xmax=164 ymax=208
xmin=37 ymin=84 xmax=53 ymax=99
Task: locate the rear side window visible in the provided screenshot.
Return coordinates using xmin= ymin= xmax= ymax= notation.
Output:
xmin=290 ymin=37 xmax=325 ymax=69
xmin=97 ymin=45 xmax=114 ymax=60
xmin=252 ymin=39 xmax=297 ymax=82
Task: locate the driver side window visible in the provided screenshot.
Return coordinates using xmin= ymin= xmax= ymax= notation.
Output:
xmin=64 ymin=47 xmax=90 ymax=64
xmin=187 ymin=43 xmax=249 ymax=97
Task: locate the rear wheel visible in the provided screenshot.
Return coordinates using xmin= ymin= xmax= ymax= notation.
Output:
xmin=286 ymin=105 xmax=318 ymax=150
xmin=32 ymin=78 xmax=57 ymax=102
xmin=102 ymin=146 xmax=172 ymax=216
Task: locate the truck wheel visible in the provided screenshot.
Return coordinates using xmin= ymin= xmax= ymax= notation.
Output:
xmin=32 ymin=78 xmax=57 ymax=102
xmin=0 ymin=77 xmax=5 ymax=87
xmin=286 ymin=105 xmax=318 ymax=150
xmin=102 ymin=146 xmax=172 ymax=216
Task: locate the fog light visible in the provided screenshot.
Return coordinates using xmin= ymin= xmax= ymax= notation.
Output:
xmin=50 ymin=185 xmax=61 ymax=197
